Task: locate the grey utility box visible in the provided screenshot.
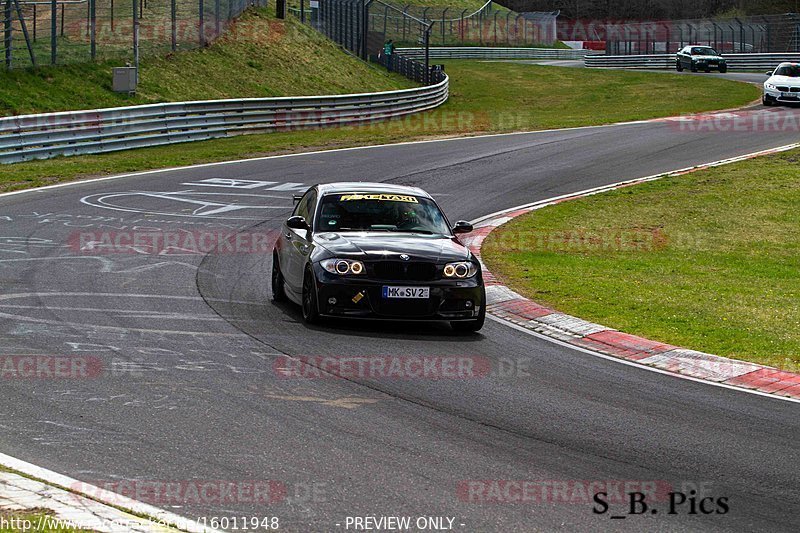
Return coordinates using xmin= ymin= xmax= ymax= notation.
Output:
xmin=113 ymin=67 xmax=138 ymax=94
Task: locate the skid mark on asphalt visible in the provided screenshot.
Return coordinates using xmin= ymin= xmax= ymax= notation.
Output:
xmin=0 ymin=292 xmax=267 ymax=336
xmin=261 ymin=394 xmax=381 ymax=409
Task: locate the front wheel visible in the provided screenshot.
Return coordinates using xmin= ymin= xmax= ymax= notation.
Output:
xmin=690 ymin=63 xmax=698 ymax=72
xmin=301 ymin=268 xmax=321 ymax=324
xmin=272 ymin=252 xmax=287 ymax=302
xmin=676 ymin=61 xmax=683 ymax=72
xmin=763 ymin=96 xmax=774 ymax=106
xmin=719 ymin=66 xmax=727 ymax=73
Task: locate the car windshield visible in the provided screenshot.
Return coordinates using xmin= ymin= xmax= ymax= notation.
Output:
xmin=316 ymin=192 xmax=451 ymax=235
xmin=774 ymin=65 xmax=800 ymax=77
xmin=692 ymin=47 xmax=717 ymax=55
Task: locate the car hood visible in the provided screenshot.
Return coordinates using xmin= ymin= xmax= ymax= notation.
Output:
xmin=768 ymin=75 xmax=800 ymax=86
xmin=691 ymin=55 xmax=723 ymax=60
xmin=314 ymin=232 xmax=472 ymax=263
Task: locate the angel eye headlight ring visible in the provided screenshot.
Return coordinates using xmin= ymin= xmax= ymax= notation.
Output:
xmin=443 ymin=261 xmax=477 ymax=278
xmin=321 ymin=259 xmax=366 ymax=275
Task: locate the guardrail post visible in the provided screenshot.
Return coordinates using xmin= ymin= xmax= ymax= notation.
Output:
xmin=401 ymin=5 xmax=407 ymax=42
xmin=50 ymin=0 xmax=55 ymax=63
xmin=4 ymin=0 xmax=11 ymax=70
xmin=90 ymin=0 xmax=96 ymax=59
xmin=199 ymin=0 xmax=205 ymax=46
xmin=361 ymin=0 xmax=374 ymax=60
xmin=133 ymin=0 xmax=139 ymax=79
xmin=171 ymin=0 xmax=176 ymax=50
xmin=215 ymin=0 xmax=220 ymax=37
xmin=441 ymin=8 xmax=447 ymax=45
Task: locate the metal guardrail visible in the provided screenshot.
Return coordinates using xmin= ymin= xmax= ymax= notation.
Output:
xmin=397 ymin=47 xmax=595 ymax=60
xmin=0 ymin=77 xmax=449 ymax=164
xmin=585 ymin=53 xmax=800 ymax=70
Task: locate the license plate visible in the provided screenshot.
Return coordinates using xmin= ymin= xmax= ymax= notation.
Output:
xmin=781 ymin=92 xmax=797 ymax=98
xmin=382 ymin=286 xmax=430 ymax=299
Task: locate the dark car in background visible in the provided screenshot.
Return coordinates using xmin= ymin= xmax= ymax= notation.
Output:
xmin=676 ymin=45 xmax=727 ymax=73
xmin=272 ymin=183 xmax=486 ymax=332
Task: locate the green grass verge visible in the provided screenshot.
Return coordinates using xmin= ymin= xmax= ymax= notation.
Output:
xmin=482 ymin=149 xmax=800 ymax=372
xmin=0 ymin=61 xmax=759 ymax=192
xmin=0 ymin=8 xmax=412 ymax=116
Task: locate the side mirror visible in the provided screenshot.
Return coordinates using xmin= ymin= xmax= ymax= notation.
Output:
xmin=766 ymin=70 xmax=774 ymax=76
xmin=452 ymin=220 xmax=473 ymax=234
xmin=286 ymin=216 xmax=310 ymax=231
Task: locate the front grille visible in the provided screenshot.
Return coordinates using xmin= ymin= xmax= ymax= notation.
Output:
xmin=777 ymin=86 xmax=790 ymax=92
xmin=371 ymin=261 xmax=437 ymax=281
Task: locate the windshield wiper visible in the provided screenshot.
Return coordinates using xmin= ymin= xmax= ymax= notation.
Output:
xmin=388 ymin=229 xmax=439 ymax=235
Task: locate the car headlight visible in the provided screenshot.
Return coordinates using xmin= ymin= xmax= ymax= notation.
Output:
xmin=443 ymin=261 xmax=478 ymax=279
xmin=765 ymin=83 xmax=777 ymax=90
xmin=321 ymin=258 xmax=364 ymax=275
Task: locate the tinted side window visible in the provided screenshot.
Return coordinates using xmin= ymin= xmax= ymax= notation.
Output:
xmin=304 ymin=191 xmax=318 ymax=226
xmin=293 ymin=190 xmax=313 ymax=219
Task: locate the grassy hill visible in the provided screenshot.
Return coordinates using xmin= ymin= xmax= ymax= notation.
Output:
xmin=0 ymin=7 xmax=412 ymax=116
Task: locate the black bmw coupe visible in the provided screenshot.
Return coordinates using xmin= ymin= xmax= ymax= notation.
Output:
xmin=272 ymin=183 xmax=485 ymax=332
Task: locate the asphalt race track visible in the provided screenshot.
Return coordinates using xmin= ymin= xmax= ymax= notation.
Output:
xmin=1 ymin=97 xmax=799 ymax=531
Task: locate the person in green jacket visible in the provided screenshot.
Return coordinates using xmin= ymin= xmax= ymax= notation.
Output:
xmin=383 ymin=39 xmax=395 ymax=70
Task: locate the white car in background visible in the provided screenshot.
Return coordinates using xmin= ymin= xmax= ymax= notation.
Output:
xmin=763 ymin=63 xmax=800 ymax=106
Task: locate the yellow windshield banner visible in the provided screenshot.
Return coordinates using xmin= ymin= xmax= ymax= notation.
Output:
xmin=339 ymin=193 xmax=419 ymax=203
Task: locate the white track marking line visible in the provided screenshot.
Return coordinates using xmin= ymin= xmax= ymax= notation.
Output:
xmin=487 ymin=315 xmax=800 ymax=405
xmin=0 ymin=115 xmax=734 ymax=201
xmin=0 ymin=452 xmax=222 ymax=533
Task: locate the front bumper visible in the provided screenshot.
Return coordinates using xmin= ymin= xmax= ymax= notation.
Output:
xmin=764 ymin=88 xmax=800 ymax=103
xmin=312 ymin=264 xmax=484 ymax=321
xmin=694 ymin=61 xmax=725 ymax=70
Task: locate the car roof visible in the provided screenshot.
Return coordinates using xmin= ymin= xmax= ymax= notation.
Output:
xmin=316 ymin=182 xmax=432 ymax=198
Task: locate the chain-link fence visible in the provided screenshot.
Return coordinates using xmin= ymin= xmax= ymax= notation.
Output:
xmin=1 ymin=0 xmax=266 ymax=69
xmin=560 ymin=14 xmax=800 ymax=55
xmin=289 ymin=1 xmax=557 ymax=48
xmin=289 ymin=0 xmax=443 ymax=84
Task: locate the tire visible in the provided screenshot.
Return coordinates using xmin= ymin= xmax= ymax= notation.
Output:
xmin=763 ymin=96 xmax=774 ymax=106
xmin=676 ymin=61 xmax=683 ymax=72
xmin=301 ymin=268 xmax=321 ymax=324
xmin=271 ymin=252 xmax=287 ymax=302
xmin=451 ymin=299 xmax=486 ymax=333
xmin=690 ymin=63 xmax=698 ymax=73
xmin=704 ymin=67 xmax=711 ymax=73
xmin=719 ymin=66 xmax=727 ymax=73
